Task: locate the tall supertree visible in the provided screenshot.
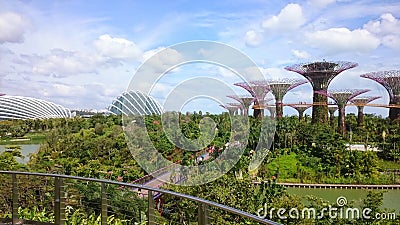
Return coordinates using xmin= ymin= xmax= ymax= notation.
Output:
xmin=266 ymin=79 xmax=307 ymax=118
xmin=227 ymin=95 xmax=254 ymax=116
xmin=351 ymin=96 xmax=381 ymax=127
xmin=219 ymin=104 xmax=239 ymax=115
xmin=234 ymin=81 xmax=270 ymax=118
xmin=328 ymin=104 xmax=338 ymax=127
xmin=360 ymin=70 xmax=400 ymax=121
xmin=288 ymin=103 xmax=312 ymax=121
xmin=285 ymin=61 xmax=358 ymax=124
xmin=317 ymin=89 xmax=369 ymax=136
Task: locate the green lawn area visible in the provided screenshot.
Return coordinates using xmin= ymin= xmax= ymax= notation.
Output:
xmin=1 ymin=132 xmax=46 ymax=145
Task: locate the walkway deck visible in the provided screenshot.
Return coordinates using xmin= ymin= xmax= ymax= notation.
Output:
xmin=253 ymin=181 xmax=400 ymax=189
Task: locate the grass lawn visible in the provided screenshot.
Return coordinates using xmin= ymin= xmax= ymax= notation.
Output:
xmin=0 ymin=132 xmax=46 ymax=145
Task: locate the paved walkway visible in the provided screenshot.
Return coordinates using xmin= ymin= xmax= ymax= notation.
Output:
xmin=253 ymin=181 xmax=400 ymax=189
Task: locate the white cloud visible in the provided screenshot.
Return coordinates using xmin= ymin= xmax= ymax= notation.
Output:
xmin=24 ymin=49 xmax=114 ymax=77
xmin=291 ymin=49 xmax=310 ymax=59
xmin=363 ymin=13 xmax=400 ymax=49
xmin=307 ymin=0 xmax=336 ymax=8
xmin=94 ymin=34 xmax=143 ymax=60
xmin=364 ymin=13 xmax=400 ymax=35
xmin=142 ymin=47 xmax=184 ymax=73
xmin=244 ymin=30 xmax=263 ymax=47
xmin=306 ymin=28 xmax=380 ymax=54
xmin=0 ymin=12 xmax=30 ymax=44
xmin=261 ymin=4 xmax=305 ymax=33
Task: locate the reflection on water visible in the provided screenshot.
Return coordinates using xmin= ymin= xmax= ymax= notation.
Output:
xmin=287 ymin=187 xmax=400 ymax=213
xmin=0 ymin=144 xmax=40 ymax=164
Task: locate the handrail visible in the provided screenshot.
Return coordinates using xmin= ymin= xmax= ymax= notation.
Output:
xmin=0 ymin=170 xmax=280 ymax=225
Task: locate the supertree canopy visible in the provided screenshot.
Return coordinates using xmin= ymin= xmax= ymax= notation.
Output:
xmin=266 ymin=79 xmax=307 ymax=118
xmin=227 ymin=95 xmax=254 ymax=116
xmin=285 ymin=61 xmax=358 ymax=124
xmin=317 ymin=89 xmax=369 ymax=136
xmin=288 ymin=103 xmax=312 ymax=121
xmin=360 ymin=70 xmax=400 ymax=121
xmin=351 ymin=96 xmax=381 ymax=127
xmin=234 ymin=81 xmax=270 ymax=118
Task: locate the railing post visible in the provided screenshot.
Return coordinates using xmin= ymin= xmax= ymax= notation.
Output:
xmin=147 ymin=190 xmax=155 ymax=225
xmin=101 ymin=183 xmax=107 ymax=225
xmin=54 ymin=177 xmax=65 ymax=225
xmin=198 ymin=202 xmax=208 ymax=225
xmin=12 ymin=174 xmax=18 ymax=225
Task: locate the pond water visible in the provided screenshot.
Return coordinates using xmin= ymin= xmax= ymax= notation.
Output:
xmin=287 ymin=187 xmax=400 ymax=213
xmin=0 ymin=144 xmax=41 ymax=164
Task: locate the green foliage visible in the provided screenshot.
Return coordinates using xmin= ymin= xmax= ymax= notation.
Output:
xmin=1 ymin=113 xmax=400 ymax=224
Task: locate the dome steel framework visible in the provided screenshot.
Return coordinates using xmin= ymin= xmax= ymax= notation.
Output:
xmin=108 ymin=91 xmax=163 ymax=116
xmin=0 ymin=95 xmax=71 ymax=120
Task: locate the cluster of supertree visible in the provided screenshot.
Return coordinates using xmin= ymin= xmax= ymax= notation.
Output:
xmin=220 ymin=60 xmax=400 ymax=136
xmin=222 ymin=79 xmax=307 ymax=119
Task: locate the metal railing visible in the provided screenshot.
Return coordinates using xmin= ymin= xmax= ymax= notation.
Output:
xmin=0 ymin=171 xmax=280 ymax=225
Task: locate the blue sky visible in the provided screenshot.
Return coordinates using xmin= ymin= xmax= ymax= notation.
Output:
xmin=0 ymin=0 xmax=399 ymax=116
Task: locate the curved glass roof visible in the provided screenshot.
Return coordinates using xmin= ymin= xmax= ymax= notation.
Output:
xmin=108 ymin=91 xmax=163 ymax=116
xmin=0 ymin=95 xmax=72 ymax=120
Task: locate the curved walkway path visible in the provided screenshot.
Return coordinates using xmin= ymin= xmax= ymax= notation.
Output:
xmin=253 ymin=181 xmax=400 ymax=189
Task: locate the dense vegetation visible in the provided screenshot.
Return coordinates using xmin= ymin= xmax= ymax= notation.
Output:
xmin=0 ymin=112 xmax=399 ymax=224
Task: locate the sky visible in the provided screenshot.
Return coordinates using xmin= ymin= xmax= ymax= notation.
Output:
xmin=0 ymin=0 xmax=399 ymax=117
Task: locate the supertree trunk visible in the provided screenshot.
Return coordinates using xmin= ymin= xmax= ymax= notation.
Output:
xmin=357 ymin=106 xmax=364 ymax=127
xmin=389 ymin=99 xmax=400 ymax=121
xmin=298 ymin=112 xmax=304 ymax=121
xmin=253 ymin=107 xmax=263 ymax=119
xmin=313 ymin=92 xmax=328 ymax=124
xmin=328 ymin=106 xmax=337 ymax=128
xmin=338 ymin=105 xmax=346 ymax=135
xmin=276 ymin=101 xmax=283 ymax=118
xmin=329 ymin=111 xmax=335 ymax=127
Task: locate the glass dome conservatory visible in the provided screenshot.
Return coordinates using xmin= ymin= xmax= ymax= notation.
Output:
xmin=108 ymin=91 xmax=163 ymax=116
xmin=0 ymin=95 xmax=72 ymax=120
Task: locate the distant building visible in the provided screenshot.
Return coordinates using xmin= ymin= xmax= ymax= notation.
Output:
xmin=0 ymin=95 xmax=71 ymax=120
xmin=108 ymin=91 xmax=163 ymax=116
xmin=71 ymin=109 xmax=109 ymax=118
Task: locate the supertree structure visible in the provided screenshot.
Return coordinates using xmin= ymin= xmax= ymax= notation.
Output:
xmin=227 ymin=102 xmax=244 ymax=115
xmin=266 ymin=79 xmax=307 ymax=118
xmin=234 ymin=81 xmax=270 ymax=118
xmin=327 ymin=104 xmax=338 ymax=127
xmin=227 ymin=95 xmax=254 ymax=116
xmin=351 ymin=96 xmax=381 ymax=127
xmin=263 ymin=105 xmax=275 ymax=118
xmin=219 ymin=104 xmax=239 ymax=115
xmin=288 ymin=103 xmax=312 ymax=121
xmin=317 ymin=89 xmax=369 ymax=136
xmin=360 ymin=70 xmax=400 ymax=121
xmin=261 ymin=99 xmax=275 ymax=117
xmin=285 ymin=61 xmax=358 ymax=124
